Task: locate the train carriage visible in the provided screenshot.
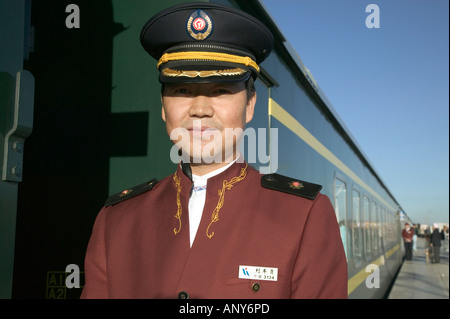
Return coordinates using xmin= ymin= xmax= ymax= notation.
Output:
xmin=0 ymin=0 xmax=408 ymax=298
xmin=231 ymin=0 xmax=407 ymax=298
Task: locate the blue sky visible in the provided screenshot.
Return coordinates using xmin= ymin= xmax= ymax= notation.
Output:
xmin=262 ymin=0 xmax=449 ymax=224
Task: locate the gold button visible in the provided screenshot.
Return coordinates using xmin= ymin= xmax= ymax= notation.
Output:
xmin=178 ymin=291 xmax=189 ymax=299
xmin=251 ymin=283 xmax=260 ymax=293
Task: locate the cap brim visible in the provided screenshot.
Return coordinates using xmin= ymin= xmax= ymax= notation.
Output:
xmin=159 ymin=64 xmax=253 ymax=84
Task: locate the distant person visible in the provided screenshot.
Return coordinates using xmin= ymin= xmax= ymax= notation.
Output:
xmin=441 ymin=226 xmax=449 ymax=252
xmin=430 ymin=224 xmax=441 ymax=263
xmin=424 ymin=229 xmax=432 ymax=264
xmin=402 ymin=223 xmax=414 ymax=260
xmin=412 ymin=224 xmax=418 ymax=251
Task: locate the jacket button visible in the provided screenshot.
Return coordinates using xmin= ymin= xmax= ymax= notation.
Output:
xmin=178 ymin=291 xmax=189 ymax=299
xmin=251 ymin=283 xmax=260 ymax=293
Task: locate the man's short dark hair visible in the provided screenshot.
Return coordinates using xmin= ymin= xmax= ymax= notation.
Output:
xmin=245 ymin=77 xmax=256 ymax=101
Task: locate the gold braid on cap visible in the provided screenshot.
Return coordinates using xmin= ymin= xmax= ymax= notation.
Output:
xmin=162 ymin=68 xmax=246 ymax=78
xmin=157 ymin=51 xmax=260 ymax=73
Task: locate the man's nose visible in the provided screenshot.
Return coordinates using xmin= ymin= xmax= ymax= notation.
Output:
xmin=188 ymin=95 xmax=214 ymax=118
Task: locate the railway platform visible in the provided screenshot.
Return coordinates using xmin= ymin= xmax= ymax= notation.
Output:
xmin=388 ymin=238 xmax=449 ymax=299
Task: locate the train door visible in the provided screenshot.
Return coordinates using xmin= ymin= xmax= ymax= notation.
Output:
xmin=6 ymin=0 xmax=185 ymax=299
xmin=0 ymin=0 xmax=34 ymax=298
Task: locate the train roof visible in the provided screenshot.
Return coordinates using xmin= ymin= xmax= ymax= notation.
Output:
xmin=238 ymin=0 xmax=407 ymax=217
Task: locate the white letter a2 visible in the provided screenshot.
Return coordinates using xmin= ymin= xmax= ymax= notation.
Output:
xmin=66 ymin=4 xmax=80 ymax=29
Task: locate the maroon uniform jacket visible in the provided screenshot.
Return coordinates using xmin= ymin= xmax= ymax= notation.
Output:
xmin=81 ymin=161 xmax=347 ymax=299
xmin=402 ymin=228 xmax=414 ymax=242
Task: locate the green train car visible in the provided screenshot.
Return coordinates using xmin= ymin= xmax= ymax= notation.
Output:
xmin=0 ymin=0 xmax=410 ymax=299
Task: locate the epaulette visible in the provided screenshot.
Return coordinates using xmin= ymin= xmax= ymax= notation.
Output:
xmin=261 ymin=173 xmax=322 ymax=200
xmin=104 ymin=179 xmax=158 ymax=207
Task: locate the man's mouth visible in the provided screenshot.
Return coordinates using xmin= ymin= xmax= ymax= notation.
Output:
xmin=187 ymin=125 xmax=219 ymax=138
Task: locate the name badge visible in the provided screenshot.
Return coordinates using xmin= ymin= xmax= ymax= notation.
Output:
xmin=238 ymin=265 xmax=278 ymax=281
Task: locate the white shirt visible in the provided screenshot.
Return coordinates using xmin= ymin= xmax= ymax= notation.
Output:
xmin=188 ymin=158 xmax=239 ymax=247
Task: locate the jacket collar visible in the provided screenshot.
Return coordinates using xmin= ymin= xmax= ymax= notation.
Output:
xmin=176 ymin=160 xmax=248 ymax=200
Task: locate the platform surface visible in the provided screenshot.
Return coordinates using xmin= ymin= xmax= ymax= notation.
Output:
xmin=388 ymin=238 xmax=449 ymax=299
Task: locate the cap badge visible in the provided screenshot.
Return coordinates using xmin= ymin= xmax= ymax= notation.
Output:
xmin=187 ymin=9 xmax=213 ymax=41
xmin=289 ymin=181 xmax=304 ymax=190
xmin=119 ymin=189 xmax=133 ymax=197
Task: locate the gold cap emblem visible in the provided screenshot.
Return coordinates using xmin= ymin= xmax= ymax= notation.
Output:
xmin=187 ymin=9 xmax=213 ymax=41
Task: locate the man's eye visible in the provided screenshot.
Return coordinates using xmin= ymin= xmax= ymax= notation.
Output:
xmin=176 ymin=88 xmax=191 ymax=94
xmin=214 ymin=89 xmax=231 ymax=95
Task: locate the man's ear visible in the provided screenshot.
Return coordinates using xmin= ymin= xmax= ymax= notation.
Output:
xmin=245 ymin=92 xmax=256 ymax=124
xmin=161 ymin=97 xmax=166 ymax=122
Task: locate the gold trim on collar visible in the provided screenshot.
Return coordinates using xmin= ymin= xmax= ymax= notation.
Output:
xmin=157 ymin=51 xmax=259 ymax=72
xmin=162 ymin=67 xmax=247 ymax=78
xmin=206 ymin=162 xmax=248 ymax=239
xmin=172 ymin=163 xmax=248 ymax=239
xmin=173 ymin=172 xmax=182 ymax=235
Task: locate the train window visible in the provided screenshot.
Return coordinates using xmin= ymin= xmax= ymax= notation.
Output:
xmin=391 ymin=212 xmax=396 ymax=244
xmin=334 ymin=177 xmax=348 ymax=259
xmin=352 ymin=189 xmax=363 ymax=261
xmin=387 ymin=210 xmax=390 ymax=243
xmin=390 ymin=212 xmax=396 ymax=244
xmin=389 ymin=212 xmax=395 ymax=244
xmin=363 ymin=196 xmax=371 ymax=256
xmin=371 ymin=201 xmax=379 ymax=253
xmin=380 ymin=209 xmax=384 ymax=244
xmin=377 ymin=204 xmax=381 ymax=250
xmin=383 ymin=207 xmax=387 ymax=245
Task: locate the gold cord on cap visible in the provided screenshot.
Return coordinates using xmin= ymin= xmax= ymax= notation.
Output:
xmin=162 ymin=67 xmax=247 ymax=78
xmin=157 ymin=51 xmax=260 ymax=72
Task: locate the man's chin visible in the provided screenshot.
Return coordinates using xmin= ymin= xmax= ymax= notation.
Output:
xmin=182 ymin=154 xmax=223 ymax=165
xmin=180 ymin=151 xmax=238 ymax=165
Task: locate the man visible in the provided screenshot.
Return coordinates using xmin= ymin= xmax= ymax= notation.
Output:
xmin=430 ymin=224 xmax=441 ymax=263
xmin=442 ymin=225 xmax=449 ymax=252
xmin=402 ymin=223 xmax=414 ymax=261
xmin=81 ymin=2 xmax=347 ymax=299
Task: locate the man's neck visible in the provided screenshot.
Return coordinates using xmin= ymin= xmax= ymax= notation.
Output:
xmin=189 ymin=154 xmax=241 ymax=176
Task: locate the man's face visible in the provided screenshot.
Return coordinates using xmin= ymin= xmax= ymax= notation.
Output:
xmin=161 ymin=82 xmax=256 ymax=164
